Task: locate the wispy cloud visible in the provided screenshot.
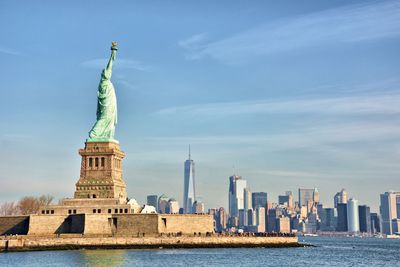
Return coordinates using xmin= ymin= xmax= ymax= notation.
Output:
xmin=0 ymin=46 xmax=21 ymax=56
xmin=155 ymin=93 xmax=400 ymax=117
xmin=181 ymin=1 xmax=400 ymax=64
xmin=142 ymin=120 xmax=400 ymax=149
xmin=178 ymin=33 xmax=207 ymax=60
xmin=80 ymin=58 xmax=151 ymax=71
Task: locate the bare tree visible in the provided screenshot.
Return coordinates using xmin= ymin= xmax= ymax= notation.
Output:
xmin=17 ymin=195 xmax=54 ymax=215
xmin=0 ymin=202 xmax=19 ymax=216
xmin=18 ymin=196 xmax=39 ymax=215
xmin=38 ymin=194 xmax=54 ymax=206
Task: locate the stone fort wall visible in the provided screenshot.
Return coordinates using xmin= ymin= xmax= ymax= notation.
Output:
xmin=0 ymin=216 xmax=29 ymax=235
xmin=0 ymin=214 xmax=213 ymax=237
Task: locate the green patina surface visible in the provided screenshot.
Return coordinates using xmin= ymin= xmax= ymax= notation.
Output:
xmin=88 ymin=43 xmax=118 ymax=142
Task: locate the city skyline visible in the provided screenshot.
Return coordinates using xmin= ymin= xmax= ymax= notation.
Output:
xmin=1 ymin=1 xmax=400 ymax=212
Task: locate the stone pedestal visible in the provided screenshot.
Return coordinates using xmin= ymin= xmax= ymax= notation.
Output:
xmin=74 ymin=141 xmax=127 ymax=200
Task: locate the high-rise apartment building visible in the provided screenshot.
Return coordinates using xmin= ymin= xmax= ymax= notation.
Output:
xmin=183 ymin=147 xmax=196 ymax=214
xmin=347 ymin=198 xmax=359 ymax=232
xmin=380 ymin=191 xmax=400 ymax=235
xmin=358 ymin=205 xmax=371 ymax=233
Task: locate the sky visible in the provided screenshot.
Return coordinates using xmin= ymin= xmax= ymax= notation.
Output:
xmin=1 ymin=0 xmax=400 ymax=212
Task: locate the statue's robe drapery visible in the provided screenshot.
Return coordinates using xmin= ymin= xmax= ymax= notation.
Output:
xmin=88 ymin=49 xmax=118 ymax=140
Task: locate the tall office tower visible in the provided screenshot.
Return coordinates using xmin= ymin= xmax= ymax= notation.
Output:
xmin=313 ymin=188 xmax=320 ymax=204
xmin=146 ymin=195 xmax=158 ymax=210
xmin=337 ymin=203 xmax=348 ymax=231
xmin=183 ymin=146 xmax=196 ymax=214
xmin=238 ymin=209 xmax=246 ymax=228
xmin=276 ymin=217 xmax=291 ymax=233
xmin=370 ymin=213 xmax=381 ymax=233
xmin=347 ymin=198 xmax=359 ymax=232
xmin=278 ymin=192 xmax=293 ymax=209
xmin=380 ymin=191 xmax=400 ymax=235
xmin=228 ymin=175 xmax=242 ymax=219
xmin=255 ymin=207 xmax=266 ymax=233
xmin=243 ymin=188 xmax=252 ymax=225
xmin=252 ymin=192 xmax=268 ymax=209
xmin=334 ymin=189 xmax=348 ymax=208
xmin=158 ymin=194 xmax=169 ymax=214
xmin=358 ymin=205 xmax=371 ymax=233
xmin=392 ymin=219 xmax=400 ymax=234
xmin=167 ymin=198 xmax=180 ymax=214
xmin=298 ymin=188 xmax=315 ymax=207
xmin=316 ymin=203 xmax=324 ymax=219
xmin=192 ymin=200 xmax=205 ymax=214
xmin=320 ymin=208 xmax=337 ymax=231
xmin=228 ymin=174 xmax=247 ymax=224
xmin=247 ymin=209 xmax=255 ymax=226
xmin=215 ymin=207 xmax=226 ymax=232
xmin=267 ymin=208 xmax=283 ymax=232
xmin=286 ymin=191 xmax=293 ymax=209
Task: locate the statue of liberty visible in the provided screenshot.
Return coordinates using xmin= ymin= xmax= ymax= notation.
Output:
xmin=88 ymin=42 xmax=118 ymax=142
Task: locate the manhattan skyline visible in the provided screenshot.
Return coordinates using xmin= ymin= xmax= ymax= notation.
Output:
xmin=1 ymin=1 xmax=400 ymax=211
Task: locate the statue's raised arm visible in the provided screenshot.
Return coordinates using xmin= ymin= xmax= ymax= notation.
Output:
xmin=88 ymin=42 xmax=119 ymax=142
xmin=102 ymin=41 xmax=118 ymax=80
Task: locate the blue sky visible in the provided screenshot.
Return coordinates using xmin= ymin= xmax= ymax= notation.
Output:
xmin=1 ymin=0 xmax=400 ymax=211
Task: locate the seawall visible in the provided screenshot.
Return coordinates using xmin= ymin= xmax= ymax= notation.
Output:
xmin=0 ymin=236 xmax=299 ymax=252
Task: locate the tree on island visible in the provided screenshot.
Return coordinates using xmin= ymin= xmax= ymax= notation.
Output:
xmin=0 ymin=195 xmax=54 ymax=216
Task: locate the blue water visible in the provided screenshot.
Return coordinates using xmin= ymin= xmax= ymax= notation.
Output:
xmin=0 ymin=237 xmax=400 ymax=266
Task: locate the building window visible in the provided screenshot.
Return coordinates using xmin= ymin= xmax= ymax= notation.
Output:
xmin=108 ymin=209 xmax=112 ymax=214
xmin=93 ymin=194 xmax=97 ymax=198
xmin=97 ymin=209 xmax=101 ymax=213
xmin=89 ymin=158 xmax=93 ymax=168
xmin=51 ymin=210 xmax=54 ymax=214
xmin=119 ymin=209 xmax=123 ymax=213
xmin=68 ymin=210 xmax=72 ymax=214
xmin=93 ymin=209 xmax=96 ymax=213
xmin=115 ymin=209 xmax=118 ymax=213
xmin=95 ymin=158 xmax=99 ymax=167
xmin=41 ymin=210 xmax=45 ymax=214
xmin=73 ymin=210 xmax=77 ymax=214
xmin=124 ymin=209 xmax=128 ymax=213
xmin=101 ymin=157 xmax=105 ymax=167
xmin=46 ymin=210 xmax=49 ymax=214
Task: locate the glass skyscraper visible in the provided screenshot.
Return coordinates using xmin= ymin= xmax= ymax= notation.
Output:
xmin=252 ymin=192 xmax=268 ymax=209
xmin=298 ymin=188 xmax=315 ymax=207
xmin=347 ymin=198 xmax=359 ymax=232
xmin=183 ymin=146 xmax=196 ymax=214
xmin=380 ymin=191 xmax=400 ymax=235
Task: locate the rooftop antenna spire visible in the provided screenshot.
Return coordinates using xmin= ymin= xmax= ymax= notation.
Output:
xmin=189 ymin=144 xmax=191 ymax=160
